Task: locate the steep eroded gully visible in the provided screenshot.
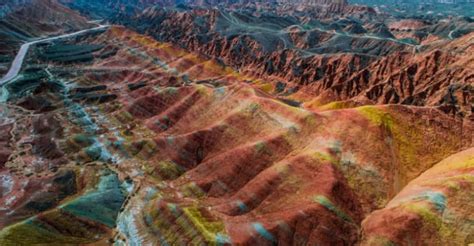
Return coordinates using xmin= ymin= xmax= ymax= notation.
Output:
xmin=0 ymin=26 xmax=134 ymax=244
xmin=0 ymin=25 xmax=472 ymax=245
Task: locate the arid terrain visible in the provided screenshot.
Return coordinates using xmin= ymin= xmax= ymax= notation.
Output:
xmin=0 ymin=0 xmax=472 ymax=245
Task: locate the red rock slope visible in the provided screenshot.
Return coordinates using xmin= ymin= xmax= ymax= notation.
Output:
xmin=0 ymin=26 xmax=472 ymax=245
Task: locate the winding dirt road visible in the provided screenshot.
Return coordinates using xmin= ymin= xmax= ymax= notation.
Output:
xmin=0 ymin=25 xmax=109 ymax=85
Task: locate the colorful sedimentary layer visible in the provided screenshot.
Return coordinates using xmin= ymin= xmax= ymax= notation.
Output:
xmin=362 ymin=148 xmax=474 ymax=245
xmin=108 ymin=5 xmax=473 ymax=120
xmin=1 ymin=24 xmax=471 ymax=245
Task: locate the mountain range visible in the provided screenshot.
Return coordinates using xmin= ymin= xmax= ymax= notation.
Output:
xmin=0 ymin=0 xmax=472 ymax=245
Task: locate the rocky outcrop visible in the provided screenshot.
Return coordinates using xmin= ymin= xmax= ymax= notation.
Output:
xmin=110 ymin=6 xmax=473 ymax=119
xmin=302 ymin=33 xmax=474 ymax=119
xmin=362 ymin=148 xmax=474 ymax=245
xmin=2 ymin=26 xmax=471 ymax=245
xmin=0 ymin=0 xmax=472 ymax=244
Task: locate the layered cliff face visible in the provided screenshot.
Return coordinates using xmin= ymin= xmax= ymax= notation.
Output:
xmin=0 ymin=25 xmax=472 ymax=245
xmin=300 ymin=32 xmax=474 ymax=119
xmin=111 ymin=6 xmax=473 ymax=119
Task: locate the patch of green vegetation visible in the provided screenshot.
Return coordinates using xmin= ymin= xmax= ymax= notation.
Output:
xmin=356 ymin=106 xmax=422 ymax=188
xmin=319 ymin=101 xmax=357 ymax=111
xmin=181 ymin=182 xmax=205 ymax=198
xmin=313 ymin=195 xmax=353 ymax=223
xmin=182 ymin=206 xmax=229 ymax=245
xmin=258 ymin=83 xmax=273 ymax=93
xmin=312 ymin=151 xmax=337 ymax=163
xmin=404 ymin=203 xmax=453 ymax=239
xmin=356 ymin=106 xmax=394 ymax=130
xmin=255 ymin=141 xmax=267 ymax=153
xmin=148 ymin=202 xmax=230 ymax=245
xmin=115 ymin=111 xmax=134 ymax=124
xmin=247 ymin=102 xmax=260 ymax=114
xmin=156 ymin=160 xmax=185 ymax=180
xmin=124 ymin=139 xmax=157 ymax=159
xmin=319 ymin=101 xmax=347 ymax=110
xmin=161 ymin=87 xmax=178 ymax=95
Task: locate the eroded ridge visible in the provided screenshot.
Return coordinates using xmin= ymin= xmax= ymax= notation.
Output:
xmin=0 ymin=26 xmax=472 ymax=245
